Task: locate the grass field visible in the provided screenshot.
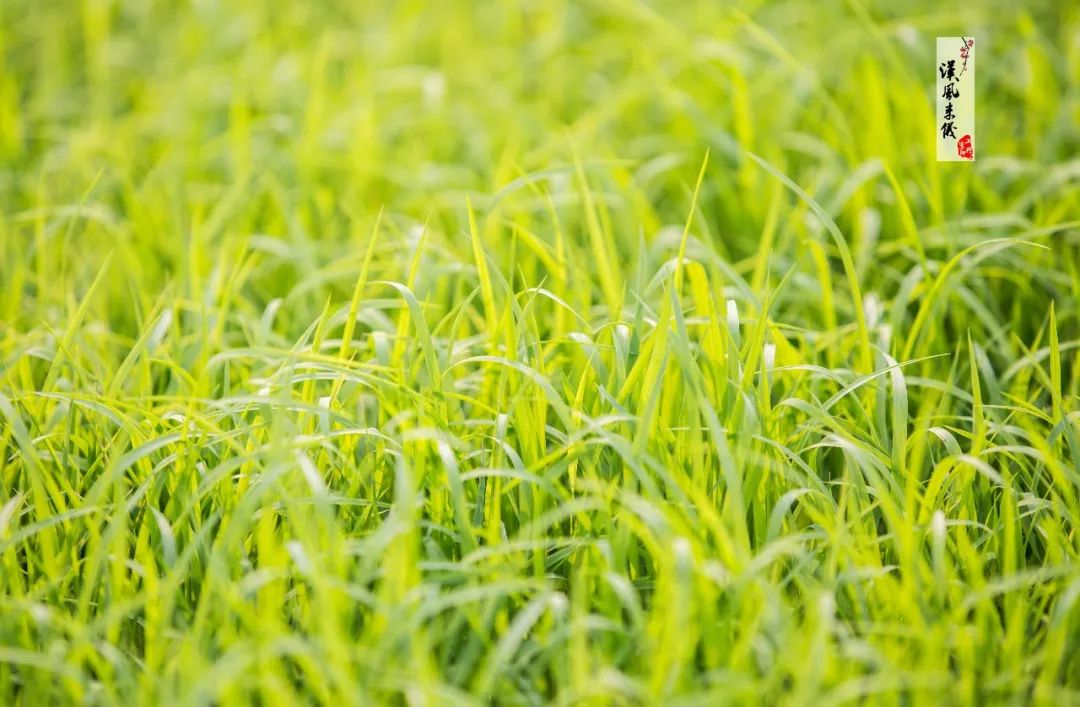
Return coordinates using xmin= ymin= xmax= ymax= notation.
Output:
xmin=2 ymin=0 xmax=1080 ymax=704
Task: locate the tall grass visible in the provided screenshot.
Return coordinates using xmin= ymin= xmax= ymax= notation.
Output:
xmin=1 ymin=0 xmax=1079 ymax=704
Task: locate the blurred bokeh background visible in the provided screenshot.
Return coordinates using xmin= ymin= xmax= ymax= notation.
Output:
xmin=2 ymin=1 xmax=1077 ymax=343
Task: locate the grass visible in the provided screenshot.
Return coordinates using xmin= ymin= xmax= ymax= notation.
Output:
xmin=2 ymin=0 xmax=1080 ymax=704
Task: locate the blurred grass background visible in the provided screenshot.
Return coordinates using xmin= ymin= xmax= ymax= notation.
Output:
xmin=1 ymin=0 xmax=1079 ymax=704
xmin=2 ymin=0 xmax=1077 ymax=325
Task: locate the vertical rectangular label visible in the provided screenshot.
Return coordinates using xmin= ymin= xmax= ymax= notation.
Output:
xmin=937 ymin=37 xmax=975 ymax=161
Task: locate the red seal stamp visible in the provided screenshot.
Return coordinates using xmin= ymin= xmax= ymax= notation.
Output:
xmin=957 ymin=134 xmax=973 ymax=160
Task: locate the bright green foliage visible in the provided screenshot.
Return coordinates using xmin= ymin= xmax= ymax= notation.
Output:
xmin=2 ymin=1 xmax=1079 ymax=705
